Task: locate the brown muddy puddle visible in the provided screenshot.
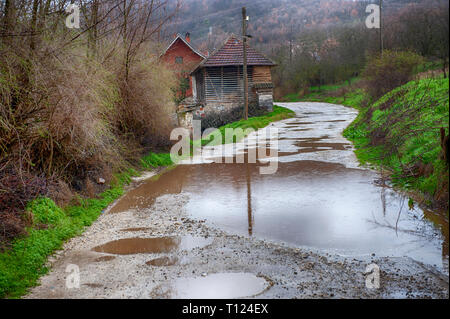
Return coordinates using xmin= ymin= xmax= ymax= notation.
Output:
xmin=120 ymin=227 xmax=151 ymax=232
xmin=92 ymin=236 xmax=212 ymax=255
xmin=153 ymin=273 xmax=270 ymax=299
xmin=146 ymin=256 xmax=178 ymax=266
xmin=291 ymin=128 xmax=312 ymax=132
xmin=109 ymin=161 xmax=449 ymax=270
xmin=206 ymin=144 xmax=351 ymax=162
xmin=94 ymin=255 xmax=116 ymax=262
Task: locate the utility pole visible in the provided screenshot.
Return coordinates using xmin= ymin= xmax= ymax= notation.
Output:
xmin=379 ymin=0 xmax=383 ymax=55
xmin=242 ymin=7 xmax=248 ymax=120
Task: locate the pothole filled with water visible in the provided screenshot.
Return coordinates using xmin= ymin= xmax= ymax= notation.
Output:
xmin=94 ymin=255 xmax=116 ymax=262
xmin=92 ymin=235 xmax=213 ymax=255
xmin=146 ymin=256 xmax=178 ymax=266
xmin=153 ymin=273 xmax=271 ymax=299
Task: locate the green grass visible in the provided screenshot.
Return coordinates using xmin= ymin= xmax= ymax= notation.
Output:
xmin=281 ymin=78 xmax=367 ymax=109
xmin=308 ymin=81 xmax=350 ymax=93
xmin=306 ymin=88 xmax=368 ymax=110
xmin=281 ymin=92 xmax=302 ymax=103
xmin=0 ymin=152 xmax=172 ymax=299
xmin=141 ymin=152 xmax=173 ymax=169
xmin=344 ymin=78 xmax=449 ymax=202
xmin=193 ymin=105 xmax=295 ymax=148
xmin=415 ymin=60 xmax=445 ymax=74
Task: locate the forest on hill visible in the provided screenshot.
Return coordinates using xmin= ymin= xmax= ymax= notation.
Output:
xmin=169 ymin=0 xmax=448 ymax=98
xmin=170 ymin=0 xmax=437 ymax=48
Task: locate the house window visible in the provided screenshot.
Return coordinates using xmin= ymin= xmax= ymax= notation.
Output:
xmin=175 ymin=56 xmax=183 ymax=64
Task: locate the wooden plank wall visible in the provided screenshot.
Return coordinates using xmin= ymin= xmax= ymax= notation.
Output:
xmin=195 ymin=70 xmax=205 ymax=102
xmin=252 ymin=66 xmax=272 ymax=83
xmin=204 ymin=66 xmax=256 ymax=103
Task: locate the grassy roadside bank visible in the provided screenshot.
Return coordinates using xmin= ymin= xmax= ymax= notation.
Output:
xmin=280 ymin=63 xmax=447 ymax=110
xmin=280 ymin=79 xmax=368 ymax=110
xmin=0 ymin=105 xmax=293 ymax=299
xmin=192 ymin=105 xmax=295 ymax=148
xmin=215 ymin=105 xmax=295 ymax=135
xmin=344 ymin=78 xmax=449 ymax=211
xmin=0 ymin=152 xmax=173 ymax=298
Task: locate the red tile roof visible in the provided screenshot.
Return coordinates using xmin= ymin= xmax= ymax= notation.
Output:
xmin=200 ymin=35 xmax=276 ymax=67
xmin=161 ymin=33 xmax=206 ymax=59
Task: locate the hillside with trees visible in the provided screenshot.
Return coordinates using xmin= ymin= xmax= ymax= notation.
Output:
xmin=170 ymin=0 xmax=448 ymax=98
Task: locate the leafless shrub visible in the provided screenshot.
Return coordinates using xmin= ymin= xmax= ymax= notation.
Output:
xmin=363 ymin=50 xmax=424 ymax=99
xmin=0 ymin=168 xmax=50 ymax=213
xmin=0 ymin=211 xmax=28 ymax=250
xmin=0 ymin=0 xmax=181 ymax=246
xmin=0 ymin=47 xmax=123 ymax=181
xmin=114 ymin=47 xmax=177 ymax=148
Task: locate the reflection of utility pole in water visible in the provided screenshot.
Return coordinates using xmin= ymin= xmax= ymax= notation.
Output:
xmin=380 ymin=170 xmax=386 ymax=217
xmin=246 ymin=162 xmax=253 ymax=236
xmin=380 ymin=186 xmax=386 ymax=217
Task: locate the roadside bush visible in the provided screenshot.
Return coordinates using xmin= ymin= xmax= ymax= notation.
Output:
xmin=344 ymin=78 xmax=449 ymax=210
xmin=115 ymin=47 xmax=177 ymax=148
xmin=363 ymin=50 xmax=424 ymax=99
xmin=0 ymin=39 xmax=177 ymax=247
xmin=0 ymin=41 xmax=176 ymax=191
xmin=0 ymin=169 xmax=50 ymax=213
xmin=0 ymin=48 xmax=120 ymax=178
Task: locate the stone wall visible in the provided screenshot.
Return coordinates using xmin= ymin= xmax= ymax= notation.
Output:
xmin=258 ymin=94 xmax=274 ymax=112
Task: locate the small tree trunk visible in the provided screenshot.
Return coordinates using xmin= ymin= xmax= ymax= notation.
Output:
xmin=37 ymin=0 xmax=51 ymax=31
xmin=88 ymin=0 xmax=99 ymax=58
xmin=443 ymin=59 xmax=447 ymax=79
xmin=30 ymin=0 xmax=39 ymax=51
xmin=2 ymin=0 xmax=16 ymax=44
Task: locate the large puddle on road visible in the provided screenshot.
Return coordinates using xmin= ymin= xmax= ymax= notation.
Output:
xmin=108 ymin=103 xmax=449 ymax=271
xmin=109 ymin=161 xmax=448 ymax=270
xmin=92 ymin=235 xmax=212 ymax=255
xmin=152 ymin=273 xmax=270 ymax=299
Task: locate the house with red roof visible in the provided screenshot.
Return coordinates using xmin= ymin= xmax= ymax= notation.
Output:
xmin=160 ymin=33 xmax=206 ymax=99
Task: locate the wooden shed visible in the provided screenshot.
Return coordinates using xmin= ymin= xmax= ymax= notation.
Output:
xmin=191 ymin=35 xmax=276 ymax=113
